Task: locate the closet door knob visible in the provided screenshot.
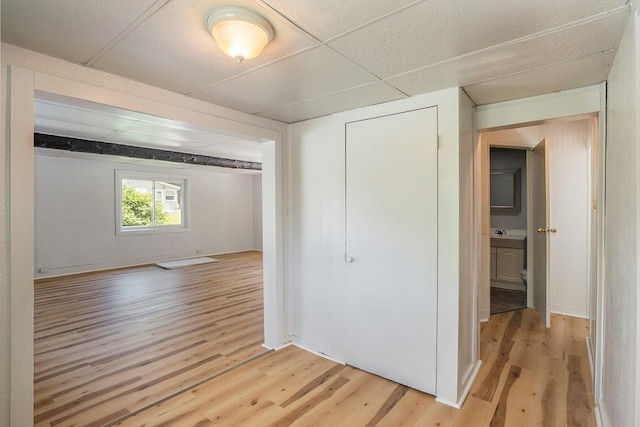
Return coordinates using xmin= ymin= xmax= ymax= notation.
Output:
xmin=345 ymin=255 xmax=356 ymax=263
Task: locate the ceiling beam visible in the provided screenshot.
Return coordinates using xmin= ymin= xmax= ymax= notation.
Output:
xmin=34 ymin=133 xmax=262 ymax=171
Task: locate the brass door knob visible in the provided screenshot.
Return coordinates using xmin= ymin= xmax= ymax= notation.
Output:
xmin=537 ymin=227 xmax=557 ymax=233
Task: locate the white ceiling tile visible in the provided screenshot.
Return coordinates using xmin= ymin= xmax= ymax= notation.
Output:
xmin=33 ymin=95 xmax=262 ymax=161
xmin=106 ymin=131 xmax=201 ymax=150
xmin=464 ymin=53 xmax=616 ymax=105
xmin=388 ymin=10 xmax=628 ymax=95
xmin=8 ymin=0 xmax=629 ymax=125
xmin=34 ymin=119 xmax=117 ymax=141
xmin=194 ymin=46 xmax=378 ymax=114
xmin=1 ymin=0 xmax=162 ymax=64
xmin=92 ymin=0 xmax=317 ymax=95
xmin=260 ymin=0 xmax=420 ymax=41
xmin=257 ymin=82 xmax=407 ymax=123
xmin=328 ymin=0 xmax=628 ymax=78
xmin=122 ymin=121 xmax=246 ymax=147
xmin=34 ymin=100 xmax=140 ymax=132
xmin=96 ymin=128 xmax=262 ymax=162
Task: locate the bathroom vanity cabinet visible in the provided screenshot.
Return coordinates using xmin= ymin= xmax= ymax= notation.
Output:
xmin=490 ymin=236 xmax=526 ymax=290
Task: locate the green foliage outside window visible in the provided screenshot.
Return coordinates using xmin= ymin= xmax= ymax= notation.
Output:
xmin=121 ymin=184 xmax=168 ymax=227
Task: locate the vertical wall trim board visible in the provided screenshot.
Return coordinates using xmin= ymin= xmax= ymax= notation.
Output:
xmin=8 ymin=65 xmax=35 ymax=427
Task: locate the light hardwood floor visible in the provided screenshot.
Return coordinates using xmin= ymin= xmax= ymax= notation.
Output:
xmin=35 ymin=251 xmax=595 ymax=426
xmin=34 ymin=251 xmax=267 ymax=427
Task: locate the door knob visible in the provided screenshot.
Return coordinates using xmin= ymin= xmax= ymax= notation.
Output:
xmin=345 ymin=255 xmax=356 ymax=263
xmin=537 ymin=227 xmax=557 ymax=233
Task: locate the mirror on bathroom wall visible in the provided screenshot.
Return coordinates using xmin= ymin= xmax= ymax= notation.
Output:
xmin=490 ymin=168 xmax=521 ymax=214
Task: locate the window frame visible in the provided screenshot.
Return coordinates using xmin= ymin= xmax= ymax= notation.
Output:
xmin=115 ymin=170 xmax=190 ymax=235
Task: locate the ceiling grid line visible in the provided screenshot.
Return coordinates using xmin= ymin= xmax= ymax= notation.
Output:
xmin=380 ymin=7 xmax=628 ymax=87
xmin=85 ymin=0 xmax=173 ymax=67
xmin=2 ymin=0 xmax=630 ymax=127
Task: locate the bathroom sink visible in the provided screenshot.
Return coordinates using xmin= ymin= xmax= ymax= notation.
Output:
xmin=491 ymin=235 xmax=526 ymax=248
xmin=491 ymin=234 xmax=526 ymax=240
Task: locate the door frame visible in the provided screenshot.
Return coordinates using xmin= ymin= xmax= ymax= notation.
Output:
xmin=6 ymin=66 xmax=287 ymax=427
xmin=474 ymin=83 xmax=606 ymax=402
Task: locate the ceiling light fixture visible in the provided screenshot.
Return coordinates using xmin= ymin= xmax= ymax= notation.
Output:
xmin=206 ymin=7 xmax=274 ymax=64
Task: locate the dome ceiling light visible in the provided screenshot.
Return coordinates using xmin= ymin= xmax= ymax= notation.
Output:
xmin=205 ymin=7 xmax=274 ymax=64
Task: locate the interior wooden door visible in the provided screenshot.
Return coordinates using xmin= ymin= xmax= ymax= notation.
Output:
xmin=529 ymin=138 xmax=550 ymax=327
xmin=344 ymin=107 xmax=438 ymax=394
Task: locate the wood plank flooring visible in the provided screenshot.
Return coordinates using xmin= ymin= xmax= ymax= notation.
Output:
xmin=34 ymin=251 xmax=267 ymax=427
xmin=112 ymin=310 xmax=595 ymax=427
xmin=36 ymin=251 xmax=596 ymax=426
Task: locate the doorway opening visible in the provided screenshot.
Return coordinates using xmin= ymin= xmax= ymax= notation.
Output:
xmin=479 ymin=115 xmax=597 ymax=325
xmin=488 ymin=147 xmax=528 ymax=315
xmin=6 ymin=70 xmax=284 ymax=426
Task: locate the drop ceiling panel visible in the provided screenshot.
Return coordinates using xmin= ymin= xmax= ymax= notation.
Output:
xmin=34 ymin=100 xmax=140 ymax=135
xmin=465 ymin=53 xmax=616 ymax=105
xmin=33 ymin=97 xmax=263 ymax=161
xmin=122 ymin=121 xmax=230 ymax=144
xmin=106 ymin=131 xmax=206 ymax=150
xmin=35 ymin=119 xmax=119 ymax=142
xmin=93 ymin=0 xmax=317 ymax=95
xmin=4 ymin=0 xmax=630 ymax=125
xmin=195 ymin=45 xmax=379 ymax=114
xmin=260 ymin=0 xmax=420 ymax=41
xmin=0 ymin=0 xmax=162 ymax=64
xmin=328 ymin=0 xmax=627 ymax=79
xmin=257 ymin=82 xmax=407 ymax=123
xmin=389 ymin=10 xmax=627 ymax=96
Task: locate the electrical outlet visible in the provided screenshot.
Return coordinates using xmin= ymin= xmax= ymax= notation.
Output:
xmin=196 ymin=249 xmax=202 ymax=254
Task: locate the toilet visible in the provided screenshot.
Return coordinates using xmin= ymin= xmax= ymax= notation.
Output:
xmin=520 ymin=269 xmax=527 ymax=286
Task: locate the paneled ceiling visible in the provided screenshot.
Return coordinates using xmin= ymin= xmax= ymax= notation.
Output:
xmin=1 ymin=0 xmax=630 ymax=159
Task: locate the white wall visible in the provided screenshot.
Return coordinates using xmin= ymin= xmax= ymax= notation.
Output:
xmin=1 ymin=44 xmax=287 ymax=427
xmin=484 ymin=126 xmax=541 ymax=148
xmin=288 ymin=87 xmax=477 ymax=406
xmin=34 ymin=150 xmax=257 ymax=277
xmin=253 ymin=174 xmax=263 ymax=250
xmin=600 ymin=6 xmax=640 ymax=427
xmin=288 ymin=115 xmax=345 ymax=357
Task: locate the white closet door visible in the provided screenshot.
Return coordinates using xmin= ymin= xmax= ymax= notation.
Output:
xmin=345 ymin=107 xmax=438 ymax=394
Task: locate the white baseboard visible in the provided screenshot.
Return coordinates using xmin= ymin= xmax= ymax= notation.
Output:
xmin=435 ymin=397 xmax=460 ymax=409
xmin=585 ymin=336 xmax=595 ymax=380
xmin=549 ymin=305 xmax=588 ymax=319
xmin=262 ymin=341 xmax=292 ymax=351
xmin=290 ymin=337 xmax=345 ymax=365
xmin=594 ymin=402 xmax=610 ymax=427
xmin=436 ymin=360 xmax=482 ymax=409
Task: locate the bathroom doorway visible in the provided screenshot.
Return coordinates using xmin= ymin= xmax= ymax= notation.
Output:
xmin=480 ymin=117 xmax=594 ymax=322
xmin=489 ymin=147 xmax=528 ymax=314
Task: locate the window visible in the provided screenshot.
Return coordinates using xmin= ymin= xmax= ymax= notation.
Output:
xmin=116 ymin=171 xmax=188 ymax=234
